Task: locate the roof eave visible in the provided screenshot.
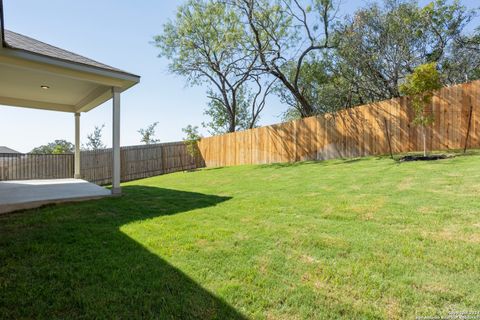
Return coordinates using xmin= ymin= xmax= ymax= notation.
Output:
xmin=0 ymin=46 xmax=140 ymax=90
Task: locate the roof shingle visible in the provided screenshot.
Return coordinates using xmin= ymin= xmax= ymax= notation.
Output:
xmin=3 ymin=29 xmax=136 ymax=76
xmin=0 ymin=146 xmax=20 ymax=154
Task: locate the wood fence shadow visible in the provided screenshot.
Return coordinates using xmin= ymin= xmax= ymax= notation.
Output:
xmin=197 ymin=80 xmax=480 ymax=167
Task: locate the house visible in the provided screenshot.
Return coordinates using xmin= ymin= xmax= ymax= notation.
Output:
xmin=0 ymin=0 xmax=140 ymax=213
xmin=0 ymin=146 xmax=20 ymax=155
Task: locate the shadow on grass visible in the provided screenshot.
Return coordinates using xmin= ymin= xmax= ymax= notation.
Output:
xmin=253 ymin=157 xmax=373 ymax=170
xmin=0 ymin=186 xmax=246 ymax=319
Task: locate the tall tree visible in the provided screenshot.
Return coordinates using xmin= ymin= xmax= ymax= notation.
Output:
xmin=334 ymin=0 xmax=477 ymax=104
xmin=441 ymin=27 xmax=480 ymax=84
xmin=276 ymin=58 xmax=358 ymax=120
xmin=138 ymin=122 xmax=161 ymax=144
xmin=202 ymin=79 xmax=274 ymax=134
xmin=228 ymin=0 xmax=338 ymax=118
xmin=84 ymin=124 xmax=106 ymax=151
xmin=202 ymin=87 xmax=253 ymax=134
xmin=154 ymin=0 xmax=270 ymax=133
xmin=31 ymin=140 xmax=74 ymax=154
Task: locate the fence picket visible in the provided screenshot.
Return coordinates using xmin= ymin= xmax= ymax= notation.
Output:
xmin=2 ymin=81 xmax=479 ymax=183
xmin=197 ymin=80 xmax=480 ymax=167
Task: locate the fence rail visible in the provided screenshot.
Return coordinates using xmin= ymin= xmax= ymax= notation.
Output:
xmin=80 ymin=142 xmax=203 ymax=185
xmin=0 ymin=153 xmax=74 ymax=181
xmin=0 ymin=142 xmax=204 ymax=184
xmin=2 ymin=80 xmax=479 ymax=182
xmin=197 ymin=80 xmax=480 ymax=166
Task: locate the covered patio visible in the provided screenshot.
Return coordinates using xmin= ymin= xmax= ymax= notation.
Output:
xmin=0 ymin=2 xmax=140 ymax=213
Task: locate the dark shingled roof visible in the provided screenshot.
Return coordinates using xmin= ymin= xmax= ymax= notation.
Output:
xmin=3 ymin=29 xmax=132 ymax=75
xmin=0 ymin=146 xmax=20 ymax=154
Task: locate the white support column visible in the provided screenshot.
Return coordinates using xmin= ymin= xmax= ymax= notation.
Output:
xmin=74 ymin=112 xmax=81 ymax=179
xmin=111 ymin=87 xmax=121 ymax=195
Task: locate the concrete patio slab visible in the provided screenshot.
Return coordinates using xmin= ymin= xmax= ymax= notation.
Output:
xmin=0 ymin=179 xmax=111 ymax=214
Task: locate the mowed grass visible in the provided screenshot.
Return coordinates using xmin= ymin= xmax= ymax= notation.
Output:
xmin=1 ymin=153 xmax=480 ymax=319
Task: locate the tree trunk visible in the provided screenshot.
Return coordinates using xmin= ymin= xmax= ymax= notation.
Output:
xmin=275 ymin=71 xmax=316 ymax=117
xmin=228 ymin=97 xmax=236 ymax=133
xmin=228 ymin=110 xmax=236 ymax=133
xmin=296 ymin=93 xmax=316 ymax=117
xmin=288 ymin=85 xmax=315 ymax=117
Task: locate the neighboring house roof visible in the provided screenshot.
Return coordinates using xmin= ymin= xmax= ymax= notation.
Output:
xmin=3 ymin=29 xmax=137 ymax=77
xmin=0 ymin=146 xmax=20 ymax=154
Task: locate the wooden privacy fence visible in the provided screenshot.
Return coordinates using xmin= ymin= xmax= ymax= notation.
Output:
xmin=197 ymin=80 xmax=480 ymax=167
xmin=0 ymin=153 xmax=74 ymax=181
xmin=2 ymin=80 xmax=478 ymax=182
xmin=0 ymin=142 xmax=203 ymax=183
xmin=81 ymin=142 xmax=203 ymax=185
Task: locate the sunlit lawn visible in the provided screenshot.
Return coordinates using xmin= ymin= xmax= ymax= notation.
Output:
xmin=1 ymin=153 xmax=480 ymax=319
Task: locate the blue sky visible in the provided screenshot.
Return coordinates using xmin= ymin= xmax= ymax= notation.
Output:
xmin=0 ymin=0 xmax=478 ymax=152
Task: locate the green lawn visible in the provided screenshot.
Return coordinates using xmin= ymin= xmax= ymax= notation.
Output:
xmin=1 ymin=153 xmax=480 ymax=319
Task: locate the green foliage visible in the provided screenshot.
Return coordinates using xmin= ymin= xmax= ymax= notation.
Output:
xmin=281 ymin=107 xmax=302 ymax=122
xmin=30 ymin=140 xmax=74 ymax=154
xmin=138 ymin=122 xmax=160 ymax=145
xmin=278 ymin=58 xmax=360 ymax=120
xmin=154 ymin=0 xmax=245 ymax=85
xmin=400 ymin=62 xmax=443 ymax=127
xmin=202 ymin=88 xmax=255 ymax=135
xmin=442 ymin=26 xmax=480 ymax=83
xmin=182 ymin=125 xmax=203 ymax=158
xmin=84 ymin=124 xmax=106 ymax=151
xmin=400 ymin=62 xmax=443 ymax=156
xmin=157 ymin=0 xmax=479 ymax=126
xmin=332 ymin=0 xmax=478 ymax=106
xmin=233 ymin=0 xmax=337 ymax=117
xmin=154 ymin=0 xmax=265 ymax=133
